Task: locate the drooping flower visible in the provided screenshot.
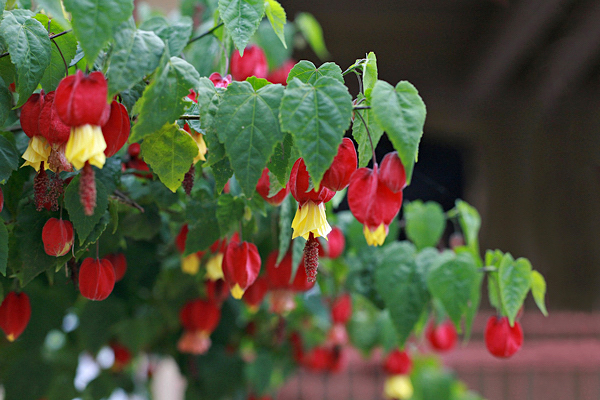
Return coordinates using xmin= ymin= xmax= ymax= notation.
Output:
xmin=321 ymin=138 xmax=357 ymax=192
xmin=78 ymin=257 xmax=116 ymax=301
xmin=348 ymin=163 xmax=403 ymax=246
xmin=331 ymin=294 xmax=352 ymax=325
xmin=102 ymin=101 xmax=130 ymax=158
xmin=242 ymin=276 xmax=268 ymax=312
xmin=104 ymin=253 xmax=127 ymax=282
xmin=267 ymin=59 xmax=296 ymax=85
xmin=318 ymin=226 xmax=345 ymax=259
xmin=378 ymin=151 xmax=406 ymax=193
xmin=230 ymin=45 xmax=268 ymax=81
xmin=175 ymin=224 xmax=207 ymax=275
xmin=177 ymin=298 xmax=221 ymax=355
xmin=383 ymin=349 xmax=412 ymax=375
xmin=0 ymin=291 xmax=31 ymax=342
xmin=221 ymin=235 xmax=261 ymax=299
xmin=209 ymin=72 xmax=233 ymax=88
xmin=484 ymin=316 xmax=523 ymax=358
xmin=265 ymin=250 xmax=315 ymax=314
xmin=256 ymin=167 xmax=289 ymax=206
xmin=42 ymin=218 xmax=74 ymax=257
xmin=205 ymin=279 xmax=230 ymax=305
xmin=425 ymin=319 xmax=458 ymax=352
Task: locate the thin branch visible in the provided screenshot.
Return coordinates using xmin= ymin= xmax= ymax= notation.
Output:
xmin=188 ymin=22 xmax=224 ymax=44
xmin=179 ymin=115 xmax=200 ymax=120
xmin=112 ymin=190 xmax=144 ymax=213
xmin=0 ymin=29 xmax=72 ymax=59
xmin=352 ymin=105 xmax=370 ymax=110
xmin=51 ymin=37 xmax=69 ymax=77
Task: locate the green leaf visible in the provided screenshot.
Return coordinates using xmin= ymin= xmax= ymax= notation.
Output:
xmin=363 ymin=52 xmax=377 ymax=97
xmin=264 ymin=0 xmax=286 ymax=48
xmin=0 ymin=76 xmax=11 ymax=126
xmin=216 ymin=194 xmax=245 ymax=235
xmin=276 ymin=194 xmax=295 ymax=264
xmin=352 ymin=97 xmax=384 ymax=168
xmin=375 ymin=241 xmax=429 ymax=346
xmin=73 ymin=211 xmax=109 ymax=258
xmin=63 ymin=0 xmax=133 ymax=65
xmin=130 ymin=56 xmax=200 ymax=142
xmin=120 ymin=205 xmax=161 ymax=241
xmin=253 ymin=19 xmax=294 ymax=71
xmin=246 ymin=76 xmax=271 ymax=90
xmin=211 ymin=157 xmax=234 ymax=194
xmin=280 ymin=77 xmax=352 ymax=185
xmin=218 ymin=0 xmax=265 ymax=52
xmin=371 ymin=80 xmax=426 ymax=185
xmin=286 ymin=60 xmax=343 ymax=85
xmin=454 ymin=200 xmax=481 ymax=258
xmin=34 ymin=0 xmax=71 ymax=28
xmin=35 ymin=16 xmax=77 ymax=92
xmin=295 ymin=12 xmax=329 ymax=60
xmin=0 ymin=216 xmax=7 ymax=275
xmin=64 ymin=176 xmax=109 ymax=245
xmin=498 ymin=254 xmax=532 ymax=325
xmin=404 ymin=200 xmax=446 ymax=250
xmin=185 ymin=190 xmax=220 ymax=254
xmin=244 ymin=351 xmax=274 ymax=395
xmin=0 ymin=133 xmax=19 ymax=182
xmin=139 ymin=16 xmax=192 ymax=57
xmin=427 ymin=252 xmax=482 ymax=333
xmin=267 ymin=132 xmax=293 ymax=186
xmin=0 ymin=12 xmax=52 ymax=108
xmin=215 ymin=81 xmax=285 ymax=196
xmin=107 ymin=19 xmax=165 ymax=97
xmin=531 ymin=270 xmax=548 ymax=317
xmin=347 ymin=294 xmax=380 ymax=354
xmin=140 ymin=123 xmax=197 ymax=192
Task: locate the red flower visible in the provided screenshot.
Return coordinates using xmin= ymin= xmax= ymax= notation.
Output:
xmin=104 ymin=253 xmax=127 ymax=282
xmin=222 ymin=236 xmax=261 ymax=299
xmin=230 ymin=45 xmax=268 ymax=81
xmin=321 ymin=226 xmax=345 ymax=259
xmin=242 ymin=276 xmax=268 ymax=311
xmin=379 ymin=151 xmax=406 ymax=193
xmin=348 ymin=163 xmax=403 ymax=246
xmin=256 ymin=167 xmax=289 ymax=206
xmin=38 ymin=91 xmax=71 ymax=145
xmin=205 ymin=279 xmax=230 ymax=305
xmin=321 ymin=138 xmax=357 ymax=192
xmin=78 ymin=258 xmax=116 ymax=301
xmin=267 ymin=59 xmax=296 ymax=85
xmin=425 ymin=319 xmax=457 ymax=352
xmin=110 ymin=342 xmax=132 ymax=372
xmin=383 ymin=349 xmax=412 ymax=375
xmin=179 ymin=298 xmax=221 ymax=333
xmin=209 ymin=72 xmax=233 ymax=88
xmin=265 ymin=250 xmax=315 ymax=292
xmin=20 ymin=92 xmax=44 ymax=138
xmin=42 ymin=218 xmax=74 ymax=257
xmin=0 ymin=292 xmax=31 ymax=342
xmin=331 ymin=294 xmax=352 ymax=325
xmin=102 ymin=101 xmax=130 ymax=157
xmin=54 ymin=71 xmax=110 ymax=127
xmin=484 ymin=316 xmax=523 ymax=358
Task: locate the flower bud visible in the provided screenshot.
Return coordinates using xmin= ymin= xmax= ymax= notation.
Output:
xmin=321 ymin=138 xmax=357 ymax=192
xmin=78 ymin=257 xmax=116 ymax=301
xmin=484 ymin=316 xmax=523 ymax=358
xmin=0 ymin=292 xmax=31 ymax=341
xmin=102 ymin=101 xmax=130 ymax=157
xmin=230 ymin=45 xmax=268 ymax=81
xmin=54 ymin=71 xmax=110 ymax=127
xmin=379 ymin=151 xmax=406 ymax=193
xmin=256 ymin=168 xmax=289 ymax=206
xmin=104 ymin=253 xmax=127 ymax=282
xmin=383 ymin=349 xmax=412 ymax=375
xmin=425 ymin=319 xmax=457 ymax=352
xmin=42 ymin=218 xmax=74 ymax=257
xmin=222 ymin=238 xmax=261 ymax=299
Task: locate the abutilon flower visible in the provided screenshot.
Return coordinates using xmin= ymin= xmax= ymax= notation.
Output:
xmin=110 ymin=342 xmax=132 ymax=372
xmin=230 ymin=45 xmax=268 ymax=81
xmin=383 ymin=349 xmax=412 ymax=375
xmin=178 ymin=298 xmax=221 ymax=355
xmin=302 ymin=346 xmax=345 ymax=373
xmin=256 ymin=167 xmax=289 ymax=206
xmin=209 ymin=72 xmax=232 ymax=88
xmin=0 ymin=291 xmax=31 ymax=342
xmin=78 ymin=257 xmax=116 ymax=301
xmin=484 ymin=316 xmax=523 ymax=358
xmin=267 ymin=59 xmax=296 ymax=85
xmin=321 ymin=138 xmax=357 ymax=192
xmin=20 ymin=93 xmax=51 ymax=172
xmin=241 ymin=276 xmax=268 ymax=312
xmin=175 ymin=224 xmax=206 ymax=275
xmin=425 ymin=319 xmax=458 ymax=352
xmin=104 ymin=253 xmax=127 ymax=282
xmin=221 ymin=235 xmax=261 ymax=299
xmin=102 ymin=101 xmax=130 ymax=158
xmin=378 ymin=151 xmax=407 ymax=193
xmin=42 ymin=218 xmax=74 ymax=257
xmin=205 ymin=279 xmax=230 ymax=305
xmin=125 ymin=143 xmax=151 ymax=178
xmin=265 ymin=250 xmax=315 ymax=314
xmin=204 ymin=235 xmax=234 ymax=281
xmin=331 ymin=294 xmax=352 ymax=325
xmin=348 ymin=163 xmax=403 ymax=246
xmin=318 ymin=226 xmax=345 ymax=259
xmin=382 ymin=349 xmax=414 ymax=400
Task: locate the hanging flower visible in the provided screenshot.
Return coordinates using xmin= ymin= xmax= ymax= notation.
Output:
xmin=221 ymin=235 xmax=261 ymax=299
xmin=382 ymin=349 xmax=414 ymax=400
xmin=0 ymin=292 xmax=31 ymax=342
xmin=484 ymin=316 xmax=523 ymax=358
xmin=209 ymin=72 xmax=233 ymax=88
xmin=42 ymin=218 xmax=74 ymax=257
xmin=321 ymin=138 xmax=357 ymax=192
xmin=230 ymin=45 xmax=268 ymax=81
xmin=241 ymin=276 xmax=268 ymax=312
xmin=267 ymin=59 xmax=296 ymax=85
xmin=256 ymin=167 xmax=289 ymax=206
xmin=178 ymin=299 xmax=221 ymax=355
xmin=425 ymin=319 xmax=458 ymax=352
xmin=102 ymin=101 xmax=130 ymax=158
xmin=104 ymin=253 xmax=127 ymax=282
xmin=78 ymin=257 xmax=116 ymax=301
xmin=265 ymin=250 xmax=315 ymax=314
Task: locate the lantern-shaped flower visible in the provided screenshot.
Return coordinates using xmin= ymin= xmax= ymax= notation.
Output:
xmin=321 ymin=138 xmax=357 ymax=192
xmin=222 ymin=236 xmax=261 ymax=299
xmin=383 ymin=349 xmax=412 ymax=375
xmin=78 ymin=257 xmax=116 ymax=301
xmin=175 ymin=224 xmax=206 ymax=275
xmin=0 ymin=292 xmax=31 ymax=342
xmin=104 ymin=253 xmax=127 ymax=282
xmin=178 ymin=298 xmax=221 ymax=355
xmin=204 ymin=235 xmax=234 ymax=281
xmin=256 ymin=167 xmax=289 ymax=206
xmin=484 ymin=316 xmax=523 ymax=358
xmin=20 ymin=93 xmax=51 ymax=171
xmin=426 ymin=319 xmax=458 ymax=352
xmin=267 ymin=59 xmax=296 ymax=85
xmin=319 ymin=226 xmax=345 ymax=259
xmin=209 ymin=72 xmax=233 ymax=88
xmin=242 ymin=276 xmax=268 ymax=312
xmin=205 ymin=279 xmax=230 ymax=305
xmin=382 ymin=349 xmax=414 ymax=399
xmin=379 ymin=151 xmax=407 ymax=193
xmin=265 ymin=250 xmax=315 ymax=314
xmin=230 ymin=45 xmax=268 ymax=81
xmin=348 ymin=163 xmax=403 ymax=246
xmin=42 ymin=217 xmax=74 ymax=257
xmin=102 ymin=101 xmax=130 ymax=158
xmin=38 ymin=91 xmax=73 ymax=173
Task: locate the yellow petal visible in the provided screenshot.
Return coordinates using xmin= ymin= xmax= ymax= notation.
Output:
xmin=205 ymin=253 xmax=224 ymax=281
xmin=231 ymin=283 xmax=244 ymax=299
xmin=384 ymin=375 xmax=413 ymax=400
xmin=21 ymin=136 xmax=51 ymax=171
xmin=363 ymin=223 xmax=387 ymax=246
xmin=181 ymin=253 xmax=200 ymax=275
xmin=65 ymin=125 xmax=107 ymax=170
xmin=291 ymin=201 xmax=331 ymax=240
xmin=192 ymin=133 xmax=207 ymax=164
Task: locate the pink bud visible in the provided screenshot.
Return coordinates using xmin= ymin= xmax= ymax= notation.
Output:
xmin=209 ymin=72 xmax=233 ymax=88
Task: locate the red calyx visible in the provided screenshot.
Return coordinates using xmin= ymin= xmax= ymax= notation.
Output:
xmin=38 ymin=91 xmax=71 ymax=145
xmin=289 ymin=158 xmax=335 ymax=206
xmin=222 ymin=237 xmax=262 ymax=297
xmin=383 ymin=349 xmax=412 ymax=375
xmin=205 ymin=279 xmax=230 ymax=305
xmin=325 ymin=226 xmax=345 ymax=259
xmin=331 ymin=293 xmax=352 ymax=325
xmin=20 ymin=92 xmax=44 ymax=138
xmin=179 ymin=298 xmax=221 ymax=334
xmin=54 ymin=70 xmax=110 ymax=127
xmin=0 ymin=292 xmax=31 ymax=341
xmin=379 ymin=151 xmax=407 ymax=193
xmin=110 ymin=342 xmax=132 ymax=372
xmin=347 ymin=164 xmax=403 ymax=230
xmin=484 ymin=316 xmax=523 ymax=358
xmin=104 ymin=253 xmax=127 ymax=282
xmin=102 ymin=101 xmax=130 ymax=157
xmin=175 ymin=224 xmax=189 ymax=254
xmin=128 ymin=143 xmax=141 ymax=158
xmin=321 ymin=138 xmax=357 ymax=192
xmin=209 ymin=72 xmax=233 ymax=88
xmin=256 ymin=167 xmax=289 ymax=206
xmin=242 ymin=276 xmax=268 ymax=309
xmin=78 ymin=257 xmax=116 ymax=301
xmin=267 ymin=59 xmax=296 ymax=85
xmin=42 ymin=218 xmax=74 ymax=257
xmin=425 ymin=319 xmax=458 ymax=352
xmin=230 ymin=45 xmax=268 ymax=81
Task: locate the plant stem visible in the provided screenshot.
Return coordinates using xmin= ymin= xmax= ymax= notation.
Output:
xmin=188 ymin=22 xmax=224 ymax=44
xmin=0 ymin=29 xmax=72 ymax=59
xmin=180 ymin=115 xmax=200 ymax=120
xmin=51 ymin=37 xmax=69 ymax=77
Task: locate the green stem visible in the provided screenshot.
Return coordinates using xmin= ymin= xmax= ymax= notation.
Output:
xmin=0 ymin=29 xmax=72 ymax=59
xmin=188 ymin=22 xmax=224 ymax=44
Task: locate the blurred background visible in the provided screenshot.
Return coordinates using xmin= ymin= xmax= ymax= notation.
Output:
xmin=139 ymin=0 xmax=600 ymax=398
